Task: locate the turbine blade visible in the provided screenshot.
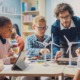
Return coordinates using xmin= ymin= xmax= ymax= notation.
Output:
xmin=49 ymin=41 xmax=60 ymax=47
xmin=43 ymin=42 xmax=49 ymax=47
xmin=36 ymin=41 xmax=49 ymax=47
xmin=36 ymin=41 xmax=43 ymax=44
xmin=72 ymin=42 xmax=80 ymax=44
xmin=66 ymin=47 xmax=69 ymax=54
xmin=53 ymin=42 xmax=60 ymax=47
xmin=48 ymin=41 xmax=52 ymax=44
xmin=64 ymin=35 xmax=70 ymax=43
xmin=43 ymin=37 xmax=50 ymax=42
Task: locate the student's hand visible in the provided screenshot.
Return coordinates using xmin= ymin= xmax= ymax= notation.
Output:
xmin=40 ymin=49 xmax=50 ymax=54
xmin=76 ymin=48 xmax=80 ymax=56
xmin=10 ymin=56 xmax=17 ymax=64
xmin=7 ymin=53 xmax=14 ymax=57
xmin=54 ymin=51 xmax=62 ymax=61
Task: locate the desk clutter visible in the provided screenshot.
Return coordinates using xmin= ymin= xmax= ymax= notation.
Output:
xmin=26 ymin=57 xmax=77 ymax=65
xmin=57 ymin=57 xmax=77 ymax=65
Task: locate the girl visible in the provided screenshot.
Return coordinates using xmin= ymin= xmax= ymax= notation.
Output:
xmin=0 ymin=16 xmax=16 ymax=80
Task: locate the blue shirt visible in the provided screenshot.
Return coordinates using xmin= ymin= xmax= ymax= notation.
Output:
xmin=25 ymin=34 xmax=51 ymax=59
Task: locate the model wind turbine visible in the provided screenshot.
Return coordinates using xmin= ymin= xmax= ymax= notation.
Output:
xmin=49 ymin=33 xmax=60 ymax=63
xmin=64 ymin=35 xmax=80 ymax=67
xmin=36 ymin=37 xmax=50 ymax=66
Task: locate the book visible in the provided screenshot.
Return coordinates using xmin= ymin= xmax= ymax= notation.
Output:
xmin=22 ymin=2 xmax=28 ymax=12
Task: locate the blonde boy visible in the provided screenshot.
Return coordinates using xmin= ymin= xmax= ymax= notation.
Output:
xmin=25 ymin=15 xmax=51 ymax=60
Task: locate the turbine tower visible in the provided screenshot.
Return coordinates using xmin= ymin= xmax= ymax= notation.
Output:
xmin=36 ymin=37 xmax=50 ymax=66
xmin=49 ymin=33 xmax=60 ymax=63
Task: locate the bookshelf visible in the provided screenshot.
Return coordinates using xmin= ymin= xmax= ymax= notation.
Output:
xmin=0 ymin=13 xmax=21 ymax=16
xmin=21 ymin=0 xmax=46 ymax=40
xmin=22 ymin=11 xmax=39 ymax=40
xmin=23 ymin=11 xmax=39 ymax=15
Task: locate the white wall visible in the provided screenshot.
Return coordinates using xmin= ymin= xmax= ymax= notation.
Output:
xmin=0 ymin=0 xmax=21 ymax=33
xmin=45 ymin=0 xmax=80 ymax=36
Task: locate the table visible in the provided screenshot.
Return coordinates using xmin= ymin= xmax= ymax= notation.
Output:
xmin=57 ymin=57 xmax=78 ymax=78
xmin=63 ymin=66 xmax=78 ymax=78
xmin=0 ymin=62 xmax=65 ymax=77
xmin=0 ymin=58 xmax=79 ymax=80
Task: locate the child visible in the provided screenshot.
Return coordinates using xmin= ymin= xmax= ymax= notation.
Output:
xmin=13 ymin=24 xmax=24 ymax=52
xmin=23 ymin=15 xmax=52 ymax=80
xmin=0 ymin=16 xmax=17 ymax=80
xmin=10 ymin=28 xmax=20 ymax=54
xmin=0 ymin=16 xmax=16 ymax=64
xmin=25 ymin=15 xmax=51 ymax=60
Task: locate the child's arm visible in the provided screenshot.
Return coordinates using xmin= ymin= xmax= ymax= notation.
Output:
xmin=7 ymin=39 xmax=15 ymax=57
xmin=5 ymin=41 xmax=17 ymax=64
xmin=2 ymin=56 xmax=17 ymax=64
xmin=76 ymin=48 xmax=80 ymax=56
xmin=16 ymin=35 xmax=24 ymax=52
xmin=8 ymin=48 xmax=17 ymax=64
xmin=8 ymin=48 xmax=14 ymax=57
xmin=73 ymin=70 xmax=80 ymax=80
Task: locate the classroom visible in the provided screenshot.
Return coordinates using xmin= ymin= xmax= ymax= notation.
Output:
xmin=0 ymin=0 xmax=80 ymax=80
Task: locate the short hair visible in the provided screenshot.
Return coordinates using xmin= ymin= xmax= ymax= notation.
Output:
xmin=0 ymin=16 xmax=11 ymax=28
xmin=32 ymin=15 xmax=46 ymax=25
xmin=54 ymin=3 xmax=74 ymax=18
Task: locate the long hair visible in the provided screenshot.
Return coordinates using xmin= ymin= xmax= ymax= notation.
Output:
xmin=13 ymin=24 xmax=21 ymax=36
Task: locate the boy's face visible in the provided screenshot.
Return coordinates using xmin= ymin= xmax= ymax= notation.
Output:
xmin=0 ymin=23 xmax=12 ymax=38
xmin=34 ymin=21 xmax=47 ymax=37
